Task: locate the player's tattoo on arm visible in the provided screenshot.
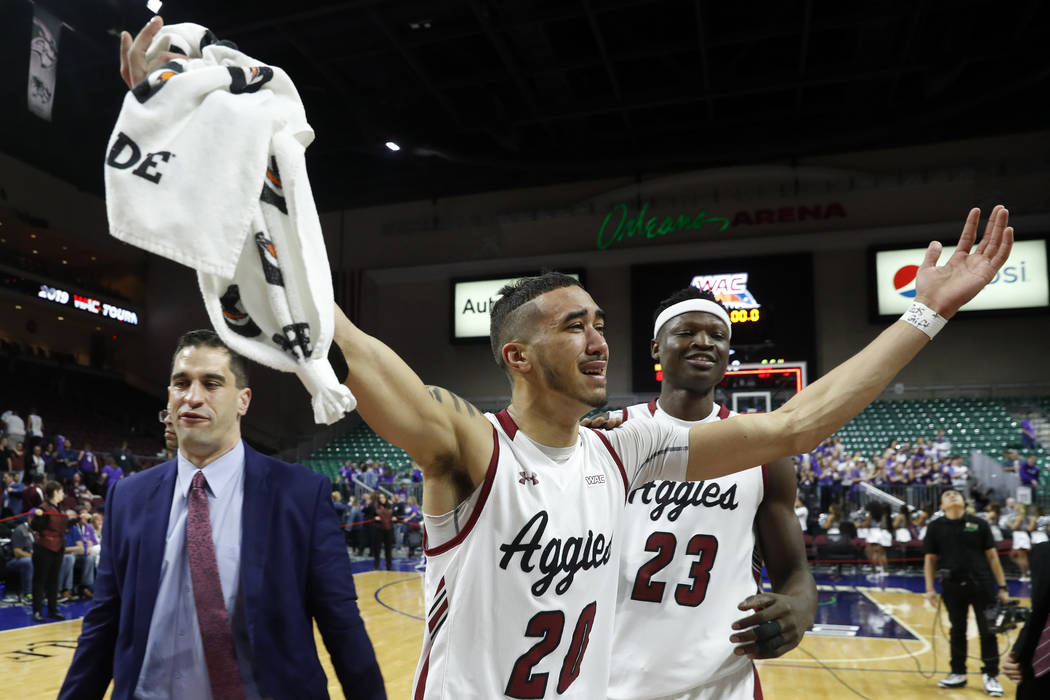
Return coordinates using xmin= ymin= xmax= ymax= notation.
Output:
xmin=425 ymin=385 xmax=479 ymax=417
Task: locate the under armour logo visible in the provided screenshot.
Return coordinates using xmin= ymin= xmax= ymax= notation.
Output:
xmin=518 ymin=471 xmax=539 ymax=486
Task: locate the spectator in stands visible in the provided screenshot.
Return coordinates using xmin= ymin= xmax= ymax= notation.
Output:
xmin=30 ymin=480 xmax=68 ymax=621
xmin=2 ymin=471 xmax=24 ymax=518
xmin=0 ymin=436 xmax=14 ymax=477
xmin=361 ymin=462 xmax=379 ymax=491
xmin=22 ymin=472 xmax=45 ymax=511
xmin=373 ymin=492 xmax=395 ymax=570
xmin=410 ymin=463 xmax=423 ymax=484
xmin=1 ymin=409 xmax=25 ymax=450
xmin=338 ymin=460 xmax=356 ymax=499
xmin=91 ymin=512 xmax=104 ymax=543
xmin=346 ymin=495 xmax=362 ymax=552
xmin=403 ymin=496 xmax=422 ymax=558
xmin=67 ymin=506 xmax=97 ymax=599
xmin=9 ymin=517 xmax=35 ymax=602
xmin=883 ymin=438 xmax=900 ymax=460
xmin=26 ymin=407 xmax=43 ymax=452
xmin=330 ymin=490 xmax=348 ymax=527
xmin=1009 ymin=504 xmax=1033 ymax=581
xmin=77 ymin=442 xmax=101 ymax=491
xmin=1022 ymin=416 xmax=1040 ymax=449
xmin=794 ymin=495 xmax=809 ymax=534
xmin=58 ymin=509 xmax=81 ymax=603
xmin=111 ymin=440 xmax=138 ymax=475
xmin=69 ymin=471 xmax=93 ymax=502
xmin=1002 ymin=449 xmax=1022 ymax=474
xmin=1021 ymin=454 xmax=1041 ymax=491
xmin=392 ymin=492 xmax=406 ymax=553
xmin=28 ymin=444 xmax=45 ymax=479
xmin=159 ymin=406 xmax=177 ymax=460
xmin=42 ymin=441 xmax=58 ymax=478
xmin=797 ymin=469 xmax=816 ymax=510
xmin=947 ymin=455 xmax=969 ymax=489
xmin=9 ymin=441 xmax=25 ymax=483
xmin=360 ymin=490 xmax=377 ymax=558
xmin=56 ymin=437 xmax=78 ymax=485
xmin=100 ymin=456 xmax=124 ymax=502
xmin=931 ymin=429 xmax=952 ymax=459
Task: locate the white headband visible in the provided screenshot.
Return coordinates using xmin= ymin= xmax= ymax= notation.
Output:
xmin=653 ymin=299 xmax=732 ymax=339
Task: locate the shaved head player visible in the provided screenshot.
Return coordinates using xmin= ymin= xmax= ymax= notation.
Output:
xmin=117 ymin=16 xmax=1016 ymax=697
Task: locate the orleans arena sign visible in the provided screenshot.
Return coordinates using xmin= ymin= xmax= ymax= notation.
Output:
xmin=595 ymin=200 xmax=847 ymax=250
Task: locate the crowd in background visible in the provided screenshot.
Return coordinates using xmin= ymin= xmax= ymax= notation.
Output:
xmin=0 ymin=406 xmax=145 ymax=607
xmin=795 ymin=430 xmax=1046 ymax=580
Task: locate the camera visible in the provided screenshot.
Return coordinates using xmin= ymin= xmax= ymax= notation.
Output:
xmin=984 ymin=600 xmax=1031 ymax=634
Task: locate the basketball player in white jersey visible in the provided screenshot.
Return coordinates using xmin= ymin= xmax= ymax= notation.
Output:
xmin=119 ymin=25 xmax=1014 ymax=696
xmin=329 ymin=204 xmax=1005 ymax=698
xmin=601 ymin=287 xmax=816 ymax=699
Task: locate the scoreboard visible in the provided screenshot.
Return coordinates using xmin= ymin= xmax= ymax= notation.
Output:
xmin=630 ymin=253 xmax=816 ymax=394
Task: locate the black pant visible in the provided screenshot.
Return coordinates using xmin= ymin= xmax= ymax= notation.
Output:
xmin=942 ymin=578 xmax=998 ymax=676
xmin=1018 ymin=663 xmax=1050 ymax=699
xmin=373 ymin=528 xmax=393 ymax=570
xmin=31 ymin=547 xmax=62 ymax=615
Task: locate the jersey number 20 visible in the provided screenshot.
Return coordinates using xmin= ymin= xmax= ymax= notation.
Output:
xmin=630 ymin=531 xmax=719 ymax=607
xmin=505 ymin=601 xmax=597 ymax=698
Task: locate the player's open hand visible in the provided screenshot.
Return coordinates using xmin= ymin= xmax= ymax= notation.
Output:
xmin=119 ymin=16 xmax=179 ymax=89
xmin=580 ymin=412 xmax=622 ymax=430
xmin=914 ymin=206 xmax=1014 ymax=319
xmin=730 ymin=592 xmax=804 ymax=659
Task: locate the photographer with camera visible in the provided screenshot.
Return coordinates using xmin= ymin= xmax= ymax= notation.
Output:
xmin=924 ymin=488 xmax=1010 ymax=696
xmin=1003 ymin=541 xmax=1050 ymax=698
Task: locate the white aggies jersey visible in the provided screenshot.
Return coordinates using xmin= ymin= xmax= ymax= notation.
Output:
xmin=609 ymin=399 xmax=766 ymax=699
xmin=413 ymin=410 xmax=690 ymax=699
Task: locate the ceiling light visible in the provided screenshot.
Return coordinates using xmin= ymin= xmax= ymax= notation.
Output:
xmin=61 ymin=259 xmax=68 ymax=264
xmin=30 ymin=233 xmax=36 ymax=239
xmin=14 ymin=304 xmax=21 ymax=310
xmin=385 ymin=141 xmax=401 ymax=152
xmin=91 ymin=256 xmax=96 ymax=261
xmin=32 ymin=249 xmax=38 ymax=254
xmin=57 ymin=316 xmax=64 ymax=321
xmin=62 ymin=245 xmax=68 ymax=251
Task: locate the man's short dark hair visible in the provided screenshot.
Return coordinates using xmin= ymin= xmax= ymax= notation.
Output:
xmin=45 ymin=480 xmax=63 ymax=499
xmin=651 ymin=286 xmax=728 ymax=338
xmin=489 ymin=271 xmax=583 ymax=368
xmin=172 ymin=329 xmax=250 ymax=388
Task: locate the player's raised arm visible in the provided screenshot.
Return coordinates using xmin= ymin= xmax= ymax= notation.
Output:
xmin=332 ymin=306 xmax=494 ymax=501
xmin=684 ymin=206 xmax=1013 ymax=481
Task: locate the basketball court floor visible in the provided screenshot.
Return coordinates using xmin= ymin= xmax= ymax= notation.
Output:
xmin=2 ymin=558 xmax=1033 ymax=698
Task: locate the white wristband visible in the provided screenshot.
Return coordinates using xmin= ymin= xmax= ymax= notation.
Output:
xmin=900 ymin=301 xmax=947 ymax=339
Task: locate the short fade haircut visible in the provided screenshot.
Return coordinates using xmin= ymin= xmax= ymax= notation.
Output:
xmin=172 ymin=329 xmax=250 ymax=388
xmin=45 ymin=480 xmax=63 ymax=499
xmin=651 ymin=286 xmax=727 ymax=337
xmin=489 ymin=271 xmax=583 ymax=368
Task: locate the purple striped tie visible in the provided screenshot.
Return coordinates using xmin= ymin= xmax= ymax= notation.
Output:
xmin=187 ymin=470 xmax=247 ymax=699
xmin=1034 ymin=616 xmax=1050 ymax=678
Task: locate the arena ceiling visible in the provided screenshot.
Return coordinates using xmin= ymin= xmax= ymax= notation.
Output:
xmin=0 ymin=0 xmax=1048 ymax=212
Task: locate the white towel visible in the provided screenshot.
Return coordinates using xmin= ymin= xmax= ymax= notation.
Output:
xmin=105 ymin=23 xmax=355 ymax=424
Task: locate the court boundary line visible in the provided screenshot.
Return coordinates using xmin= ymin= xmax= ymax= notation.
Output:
xmin=371 ymin=574 xmax=424 ymax=621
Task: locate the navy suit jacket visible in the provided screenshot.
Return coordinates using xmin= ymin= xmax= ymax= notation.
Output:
xmin=59 ymin=444 xmax=385 ymax=699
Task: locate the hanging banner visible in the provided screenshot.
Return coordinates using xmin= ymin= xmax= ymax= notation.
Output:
xmin=28 ymin=6 xmax=62 ymax=121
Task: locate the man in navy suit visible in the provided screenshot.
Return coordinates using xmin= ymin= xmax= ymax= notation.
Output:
xmin=59 ymin=330 xmax=384 ymax=699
